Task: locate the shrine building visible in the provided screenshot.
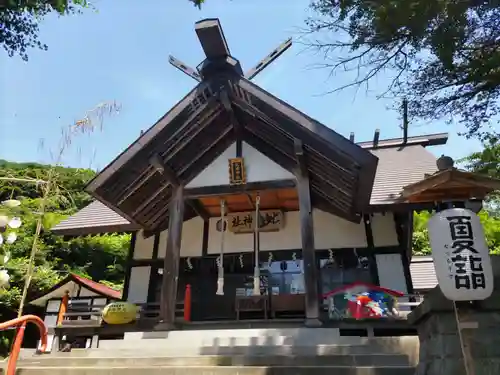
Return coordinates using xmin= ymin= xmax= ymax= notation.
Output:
xmin=51 ymin=19 xmax=500 ymax=330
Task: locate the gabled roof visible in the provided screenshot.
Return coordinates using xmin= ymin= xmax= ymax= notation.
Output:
xmin=369 ymin=144 xmax=439 ymax=206
xmin=402 ymin=167 xmax=500 ymax=202
xmin=85 ymin=75 xmax=379 ymax=230
xmin=29 ymin=273 xmax=121 ymax=306
xmin=50 ymin=133 xmax=448 ymax=236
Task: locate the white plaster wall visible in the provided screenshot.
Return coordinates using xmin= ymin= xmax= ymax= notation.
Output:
xmin=133 ymin=230 xmax=155 ymax=259
xmin=376 ymin=253 xmax=408 ymax=294
xmin=313 ymin=209 xmax=367 ymax=249
xmin=371 ymin=213 xmax=399 ymax=247
xmin=127 ymin=266 xmax=151 ymax=304
xmin=78 ymin=287 xmax=100 ymax=297
xmin=186 ymin=142 xmax=294 ymax=188
xmin=46 ymin=300 xmax=61 ymax=313
xmin=242 ymin=142 xmax=294 ymax=182
xmin=206 ymin=209 xmax=368 ymax=254
xmin=158 ymin=217 xmax=204 ymax=258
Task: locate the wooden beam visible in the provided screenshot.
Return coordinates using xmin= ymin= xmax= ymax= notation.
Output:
xmin=159 ymin=186 xmax=185 ymax=329
xmin=114 ymin=99 xmax=221 ymax=206
xmin=168 ymin=55 xmax=202 ymax=82
xmin=294 ymin=139 xmax=321 ymax=327
xmin=219 ymin=88 xmax=243 ymax=139
xmin=87 ymin=80 xmax=214 ymax=193
xmin=195 ymin=18 xmax=230 ymax=59
xmin=185 ymin=179 xmax=296 ymax=199
xmin=245 ymin=38 xmax=292 ymax=80
xmin=150 ymin=153 xmax=178 ymax=184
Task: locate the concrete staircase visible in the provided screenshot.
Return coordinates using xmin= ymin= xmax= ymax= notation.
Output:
xmin=2 ymin=328 xmax=419 ymax=374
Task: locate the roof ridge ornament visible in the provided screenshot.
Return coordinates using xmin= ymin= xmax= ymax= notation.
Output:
xmin=168 ymin=18 xmax=292 ymax=82
xmin=436 ymin=155 xmax=454 ymax=171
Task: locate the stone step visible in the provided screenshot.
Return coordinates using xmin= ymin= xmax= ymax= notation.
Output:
xmin=3 ymin=365 xmax=417 ymax=375
xmin=115 ymin=328 xmax=347 ymax=348
xmin=16 ymin=353 xmax=411 ymax=367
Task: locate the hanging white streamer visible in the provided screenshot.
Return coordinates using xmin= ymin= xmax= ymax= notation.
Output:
xmin=253 ymin=195 xmax=261 ymax=296
xmin=239 ymin=254 xmax=244 ymax=268
xmin=267 ymin=252 xmax=273 ymax=268
xmin=186 ymin=257 xmax=193 ymax=270
xmin=216 ymin=200 xmax=226 ymax=296
xmin=328 ymin=249 xmax=334 ymax=263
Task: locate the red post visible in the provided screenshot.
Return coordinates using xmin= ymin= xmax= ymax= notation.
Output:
xmin=1 ymin=315 xmax=47 ymax=375
xmin=184 ymin=284 xmax=192 ymax=322
xmin=7 ymin=322 xmax=26 ymax=375
xmin=57 ymin=290 xmax=70 ymax=326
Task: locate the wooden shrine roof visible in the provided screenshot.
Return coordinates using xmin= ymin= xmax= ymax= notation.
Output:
xmin=30 ymin=273 xmax=122 ymax=306
xmin=401 ymin=167 xmax=500 ymax=203
xmin=51 ymin=133 xmax=449 ymax=236
xmin=83 ymin=75 xmax=379 ymax=231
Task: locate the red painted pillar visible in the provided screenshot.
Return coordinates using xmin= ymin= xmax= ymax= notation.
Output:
xmin=184 ymin=284 xmax=192 ymax=322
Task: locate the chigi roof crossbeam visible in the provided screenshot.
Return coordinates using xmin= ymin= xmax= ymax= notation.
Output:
xmin=169 ymin=18 xmax=292 ymax=82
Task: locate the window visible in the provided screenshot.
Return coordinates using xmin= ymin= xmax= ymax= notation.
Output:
xmin=266 ymin=260 xmax=305 ymax=295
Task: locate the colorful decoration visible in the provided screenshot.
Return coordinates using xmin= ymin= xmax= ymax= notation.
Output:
xmin=323 ymin=282 xmax=404 ymax=320
xmin=102 ymin=302 xmax=140 ymax=325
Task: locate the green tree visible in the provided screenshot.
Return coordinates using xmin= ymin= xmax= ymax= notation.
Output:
xmin=307 ymin=0 xmax=500 ymax=139
xmin=0 ymin=0 xmax=89 ymax=60
xmin=461 ymin=134 xmax=500 ymax=211
xmin=0 ymin=162 xmax=130 ymax=312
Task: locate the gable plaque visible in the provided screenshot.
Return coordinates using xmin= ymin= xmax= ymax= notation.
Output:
xmin=229 ymin=157 xmax=246 ymax=185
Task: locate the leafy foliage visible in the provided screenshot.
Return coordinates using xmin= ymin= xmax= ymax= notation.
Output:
xmin=307 ymin=0 xmax=500 ymax=139
xmin=0 ymin=0 xmax=90 ymax=61
xmin=461 ymin=134 xmax=500 ymax=208
xmin=0 ymin=160 xmax=130 ymax=315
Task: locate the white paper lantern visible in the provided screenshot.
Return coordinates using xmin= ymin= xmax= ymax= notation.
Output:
xmin=0 ymin=216 xmax=8 ymax=228
xmin=6 ymin=232 xmax=16 ymax=244
xmin=0 ymin=252 xmax=10 ymax=266
xmin=428 ymin=208 xmax=494 ymax=301
xmin=0 ymin=269 xmax=9 ymax=288
xmin=2 ymin=199 xmax=21 ymax=208
xmin=7 ymin=217 xmax=21 ymax=229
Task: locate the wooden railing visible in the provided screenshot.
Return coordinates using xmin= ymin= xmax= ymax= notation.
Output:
xmin=0 ymin=315 xmax=48 ymax=375
xmin=58 ymin=284 xmax=192 ymax=327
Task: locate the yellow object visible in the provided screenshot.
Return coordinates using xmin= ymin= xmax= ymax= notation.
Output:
xmin=102 ymin=302 xmax=139 ymax=325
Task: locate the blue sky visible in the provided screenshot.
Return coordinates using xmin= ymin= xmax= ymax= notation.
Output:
xmin=0 ymin=0 xmax=481 ymax=171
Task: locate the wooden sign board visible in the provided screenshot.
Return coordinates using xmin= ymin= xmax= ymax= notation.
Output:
xmin=227 ymin=210 xmax=284 ymax=234
xmin=229 ymin=158 xmax=246 ymax=185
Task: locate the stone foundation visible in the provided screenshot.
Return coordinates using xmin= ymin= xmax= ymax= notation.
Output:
xmin=408 ymin=281 xmax=500 ymax=375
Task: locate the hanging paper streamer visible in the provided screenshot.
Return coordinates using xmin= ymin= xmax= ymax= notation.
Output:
xmin=328 ymin=249 xmax=334 ymax=264
xmin=253 ymin=195 xmax=261 ymax=296
xmin=216 ymin=200 xmax=226 ymax=296
xmin=267 ymin=252 xmax=273 ymax=269
xmin=239 ymin=254 xmax=244 ymax=268
xmin=186 ymin=257 xmax=193 ymax=270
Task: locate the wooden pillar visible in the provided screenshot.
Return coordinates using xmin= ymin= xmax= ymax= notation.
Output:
xmin=159 ymin=186 xmax=185 ymax=329
xmin=294 ymin=139 xmax=322 ymax=327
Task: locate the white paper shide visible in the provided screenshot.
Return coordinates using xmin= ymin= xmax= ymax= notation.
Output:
xmin=428 ymin=208 xmax=494 ymax=301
